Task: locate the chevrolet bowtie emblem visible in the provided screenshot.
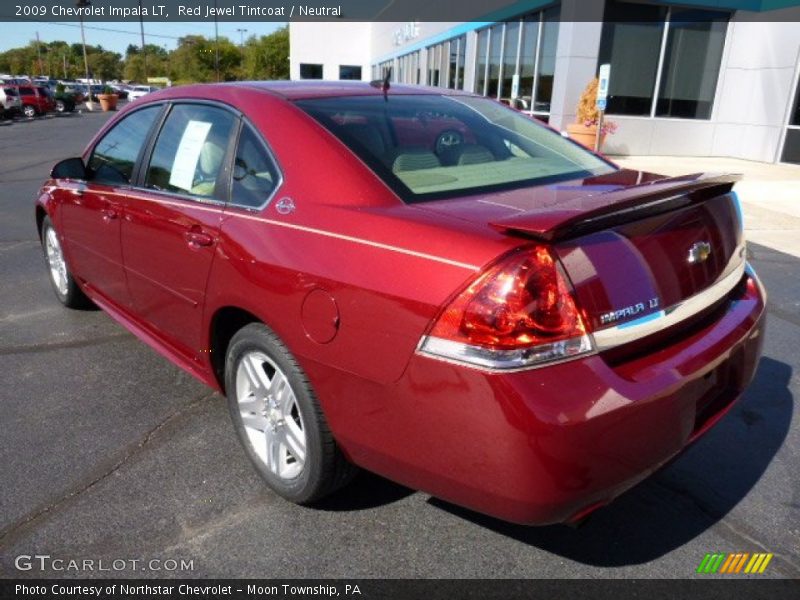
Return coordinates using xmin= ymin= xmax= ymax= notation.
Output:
xmin=688 ymin=241 xmax=712 ymax=264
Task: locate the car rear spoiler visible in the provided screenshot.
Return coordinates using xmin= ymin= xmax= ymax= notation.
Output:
xmin=489 ymin=172 xmax=742 ymax=242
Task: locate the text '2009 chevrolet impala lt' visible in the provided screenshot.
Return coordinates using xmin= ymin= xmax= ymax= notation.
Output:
xmin=36 ymin=81 xmax=765 ymax=525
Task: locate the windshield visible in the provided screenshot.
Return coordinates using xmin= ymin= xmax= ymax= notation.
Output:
xmin=295 ymin=94 xmax=616 ymax=203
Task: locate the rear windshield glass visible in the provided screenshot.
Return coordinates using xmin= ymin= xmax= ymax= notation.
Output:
xmin=295 ymin=94 xmax=616 ymax=203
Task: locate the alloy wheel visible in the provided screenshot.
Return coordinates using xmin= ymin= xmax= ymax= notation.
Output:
xmin=235 ymin=351 xmax=306 ymax=480
xmin=44 ymin=226 xmax=68 ymax=296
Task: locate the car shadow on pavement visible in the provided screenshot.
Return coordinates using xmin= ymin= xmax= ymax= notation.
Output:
xmin=426 ymin=355 xmax=793 ymax=566
xmin=311 ymin=471 xmax=416 ymax=512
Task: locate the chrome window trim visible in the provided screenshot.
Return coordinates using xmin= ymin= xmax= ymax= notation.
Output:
xmin=592 ymin=259 xmax=747 ymax=351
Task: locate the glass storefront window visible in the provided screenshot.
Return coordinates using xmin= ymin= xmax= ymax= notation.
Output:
xmin=476 ymin=28 xmax=489 ymax=95
xmin=534 ymin=7 xmax=560 ymax=114
xmin=598 ymin=2 xmax=666 ymax=116
xmin=599 ymin=0 xmax=728 ymax=120
xmin=517 ymin=17 xmax=539 ymax=112
xmin=423 ymin=35 xmax=466 ymax=90
xmin=501 ymin=21 xmax=520 ymax=102
xmin=475 ymin=7 xmax=560 ymax=115
xmin=456 ymin=36 xmax=466 ymax=90
xmin=655 ymin=9 xmax=727 ymax=119
xmin=486 ymin=24 xmax=503 ymax=98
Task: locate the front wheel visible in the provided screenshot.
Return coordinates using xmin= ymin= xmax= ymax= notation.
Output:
xmin=55 ymin=100 xmax=66 ymax=113
xmin=41 ymin=216 xmax=91 ymax=308
xmin=225 ymin=323 xmax=356 ymax=504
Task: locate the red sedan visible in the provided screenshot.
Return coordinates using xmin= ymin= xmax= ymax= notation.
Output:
xmin=35 ymin=82 xmax=766 ymax=525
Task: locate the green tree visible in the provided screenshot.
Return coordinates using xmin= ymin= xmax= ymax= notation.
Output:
xmin=241 ymin=27 xmax=289 ymax=80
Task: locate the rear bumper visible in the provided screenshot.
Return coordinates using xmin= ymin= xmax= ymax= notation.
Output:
xmin=315 ymin=266 xmax=766 ymax=525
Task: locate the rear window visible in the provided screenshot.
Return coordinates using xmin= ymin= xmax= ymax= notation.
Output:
xmin=295 ymin=94 xmax=615 ymax=203
xmin=4 ymin=88 xmax=18 ymax=96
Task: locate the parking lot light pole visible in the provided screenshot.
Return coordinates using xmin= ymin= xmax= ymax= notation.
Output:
xmin=76 ymin=0 xmax=93 ymax=110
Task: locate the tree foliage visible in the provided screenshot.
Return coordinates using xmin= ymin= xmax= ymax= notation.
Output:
xmin=0 ymin=27 xmax=290 ymax=84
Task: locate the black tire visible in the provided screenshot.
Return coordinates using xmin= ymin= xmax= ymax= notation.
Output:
xmin=22 ymin=105 xmax=37 ymax=118
xmin=40 ymin=216 xmax=92 ymax=309
xmin=55 ymin=100 xmax=65 ymax=113
xmin=225 ymin=322 xmax=356 ymax=504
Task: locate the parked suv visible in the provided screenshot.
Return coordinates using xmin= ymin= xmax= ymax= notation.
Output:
xmin=0 ymin=85 xmax=22 ymax=117
xmin=17 ymin=85 xmax=56 ymax=117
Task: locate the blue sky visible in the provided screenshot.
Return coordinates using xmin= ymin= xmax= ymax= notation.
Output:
xmin=0 ymin=21 xmax=286 ymax=54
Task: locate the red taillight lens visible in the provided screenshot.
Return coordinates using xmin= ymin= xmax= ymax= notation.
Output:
xmin=420 ymin=246 xmax=593 ymax=370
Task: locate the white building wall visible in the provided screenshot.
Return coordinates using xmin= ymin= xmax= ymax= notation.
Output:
xmin=289 ymin=22 xmax=372 ymax=81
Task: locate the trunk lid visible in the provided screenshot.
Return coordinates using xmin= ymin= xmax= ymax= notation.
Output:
xmin=419 ymin=170 xmax=746 ymax=334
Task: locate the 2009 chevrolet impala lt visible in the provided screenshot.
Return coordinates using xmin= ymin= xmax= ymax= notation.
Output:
xmin=35 ymin=81 xmax=766 ymax=525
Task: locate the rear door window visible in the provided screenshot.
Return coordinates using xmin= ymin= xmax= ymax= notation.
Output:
xmin=230 ymin=124 xmax=280 ymax=209
xmin=144 ymin=104 xmax=236 ymax=200
xmin=88 ymin=105 xmax=162 ymax=185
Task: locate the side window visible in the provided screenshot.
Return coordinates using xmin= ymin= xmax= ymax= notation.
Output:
xmin=145 ymin=104 xmax=235 ymax=200
xmin=231 ymin=125 xmax=280 ymax=209
xmin=88 ymin=106 xmax=161 ymax=185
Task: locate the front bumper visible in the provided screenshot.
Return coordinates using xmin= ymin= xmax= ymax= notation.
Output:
xmin=316 ymin=266 xmax=766 ymax=525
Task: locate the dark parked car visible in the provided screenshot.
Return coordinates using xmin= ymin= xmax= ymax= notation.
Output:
xmin=17 ymin=85 xmax=56 ymax=117
xmin=53 ymin=91 xmax=77 ymax=113
xmin=35 ymin=82 xmax=766 ymax=525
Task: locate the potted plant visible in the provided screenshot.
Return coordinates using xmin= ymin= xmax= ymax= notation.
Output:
xmin=566 ymin=77 xmax=617 ymax=151
xmin=97 ymin=85 xmax=119 ymax=111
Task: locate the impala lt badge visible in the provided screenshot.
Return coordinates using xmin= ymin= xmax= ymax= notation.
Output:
xmin=688 ymin=241 xmax=712 ymax=264
xmin=600 ymin=297 xmax=660 ymax=326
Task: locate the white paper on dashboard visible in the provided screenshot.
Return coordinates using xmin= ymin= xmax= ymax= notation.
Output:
xmin=169 ymin=120 xmax=213 ymax=192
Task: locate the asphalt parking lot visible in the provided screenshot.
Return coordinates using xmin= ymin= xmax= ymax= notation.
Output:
xmin=0 ymin=112 xmax=798 ymax=579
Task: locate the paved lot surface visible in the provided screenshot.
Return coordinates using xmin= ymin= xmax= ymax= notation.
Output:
xmin=0 ymin=113 xmax=798 ymax=579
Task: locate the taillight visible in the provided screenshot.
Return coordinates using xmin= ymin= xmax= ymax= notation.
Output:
xmin=418 ymin=246 xmax=594 ymax=371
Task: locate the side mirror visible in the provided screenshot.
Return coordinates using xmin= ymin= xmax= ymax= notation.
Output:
xmin=51 ymin=157 xmax=87 ymax=180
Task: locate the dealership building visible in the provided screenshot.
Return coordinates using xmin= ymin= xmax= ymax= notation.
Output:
xmin=289 ymin=0 xmax=800 ymax=164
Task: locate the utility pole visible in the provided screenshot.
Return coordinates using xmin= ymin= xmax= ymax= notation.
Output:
xmin=63 ymin=53 xmax=68 ymax=79
xmin=214 ymin=0 xmax=220 ymax=82
xmin=77 ymin=0 xmax=93 ymax=110
xmin=35 ymin=31 xmax=44 ymax=76
xmin=138 ymin=0 xmax=148 ymax=82
xmin=236 ymin=28 xmax=248 ymax=48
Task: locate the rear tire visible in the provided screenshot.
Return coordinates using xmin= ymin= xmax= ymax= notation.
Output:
xmin=22 ymin=105 xmax=36 ymax=118
xmin=225 ymin=323 xmax=357 ymax=504
xmin=40 ymin=216 xmax=91 ymax=309
xmin=55 ymin=100 xmax=65 ymax=113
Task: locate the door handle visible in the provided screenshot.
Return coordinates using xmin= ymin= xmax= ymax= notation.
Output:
xmin=184 ymin=229 xmax=214 ymax=247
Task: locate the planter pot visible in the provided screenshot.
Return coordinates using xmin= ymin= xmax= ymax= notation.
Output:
xmin=566 ymin=123 xmax=606 ymax=151
xmin=97 ymin=94 xmax=118 ymax=111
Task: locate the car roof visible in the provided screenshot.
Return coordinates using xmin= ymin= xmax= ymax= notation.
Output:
xmin=221 ymin=80 xmax=472 ymax=101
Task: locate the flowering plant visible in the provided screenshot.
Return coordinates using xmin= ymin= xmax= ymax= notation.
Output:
xmin=576 ymin=77 xmax=617 ymax=135
xmin=583 ymin=119 xmax=618 ymax=136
